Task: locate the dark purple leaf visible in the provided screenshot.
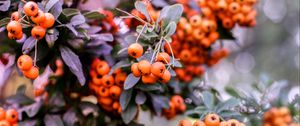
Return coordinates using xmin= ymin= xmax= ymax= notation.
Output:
xmin=46 ymin=28 xmax=59 ymax=48
xmin=135 ymin=1 xmax=151 ymax=21
xmin=150 ymin=94 xmax=169 ymax=115
xmin=121 ymin=103 xmax=137 ymax=124
xmin=44 ymin=115 xmax=64 ymax=126
xmin=45 ymin=0 xmax=59 ymax=12
xmin=124 ymin=74 xmax=140 ymax=90
xmin=63 ymin=108 xmax=79 ymax=126
xmin=135 ymin=91 xmax=146 ymax=105
xmin=66 ymin=24 xmax=78 ymax=36
xmin=22 ymin=37 xmax=37 ymax=53
xmin=120 ymin=88 xmax=133 ymax=110
xmin=90 ymin=33 xmax=113 ymax=42
xmin=59 ymin=46 xmax=86 ymax=85
xmin=87 ymin=26 xmax=102 ymax=34
xmin=71 ymin=15 xmax=86 ymax=26
xmin=21 ymin=101 xmax=43 ymax=118
xmin=108 ymin=60 xmax=130 ymax=75
xmin=0 ymin=0 xmax=10 ymax=11
xmin=18 ymin=120 xmax=38 ymax=126
xmin=49 ymin=1 xmax=63 ymax=19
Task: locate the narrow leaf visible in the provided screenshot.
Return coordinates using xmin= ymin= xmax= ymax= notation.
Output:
xmin=83 ymin=11 xmax=105 ymax=20
xmin=121 ymin=103 xmax=137 ymax=124
xmin=124 ymin=74 xmax=140 ymax=90
xmin=202 ymin=91 xmax=214 ymax=109
xmin=22 ymin=37 xmax=37 ymax=53
xmin=135 ymin=1 xmax=151 ymax=21
xmin=120 ymin=88 xmax=133 ymax=110
xmin=135 ymin=91 xmax=146 ymax=105
xmin=45 ymin=0 xmax=59 ymax=12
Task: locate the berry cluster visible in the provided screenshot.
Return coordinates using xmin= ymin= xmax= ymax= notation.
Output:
xmin=163 ymin=95 xmax=187 ymax=119
xmin=263 ymin=107 xmax=295 ymax=126
xmin=17 ymin=54 xmax=39 ymax=80
xmin=128 ymin=43 xmax=172 ymax=84
xmin=7 ymin=1 xmax=55 ymax=40
xmin=179 ymin=113 xmax=246 ymax=126
xmin=98 ymin=10 xmax=119 ymax=33
xmin=0 ymin=108 xmax=18 ymax=126
xmin=89 ymin=59 xmax=125 ymax=114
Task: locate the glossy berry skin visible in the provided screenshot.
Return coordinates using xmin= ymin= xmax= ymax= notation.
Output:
xmin=96 ymin=61 xmax=110 ymax=75
xmin=138 ymin=60 xmax=151 ymax=75
xmin=31 ymin=10 xmax=45 ymax=24
xmin=0 ymin=108 xmax=5 ymax=120
xmin=151 ymin=62 xmax=166 ymax=77
xmin=40 ymin=13 xmax=55 ymax=28
xmin=189 ymin=15 xmax=202 ymax=27
xmin=23 ymin=1 xmax=39 ymax=16
xmin=204 ymin=114 xmax=220 ymax=126
xmin=131 ymin=63 xmax=141 ymax=77
xmin=114 ymin=72 xmax=127 ymax=86
xmin=159 ymin=70 xmax=171 ymax=83
xmin=226 ymin=119 xmax=240 ymax=126
xmin=128 ymin=43 xmax=143 ymax=58
xmin=109 ymin=85 xmax=122 ymax=99
xmin=31 ymin=26 xmax=46 ymax=40
xmin=179 ymin=119 xmax=192 ymax=126
xmin=98 ymin=86 xmax=110 ymax=97
xmin=156 ymin=52 xmax=170 ymax=64
xmin=23 ymin=66 xmax=39 ymax=79
xmin=8 ymin=32 xmax=23 ymax=40
xmin=0 ymin=120 xmax=10 ymax=126
xmin=5 ymin=109 xmax=18 ymax=124
xmin=6 ymin=21 xmax=22 ymax=35
xmin=193 ymin=120 xmax=206 ymax=126
xmin=142 ymin=74 xmax=158 ymax=84
xmin=11 ymin=11 xmax=20 ymax=21
xmin=17 ymin=55 xmax=33 ymax=71
xmin=101 ymin=75 xmax=114 ymax=87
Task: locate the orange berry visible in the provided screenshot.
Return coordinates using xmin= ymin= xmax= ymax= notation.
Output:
xmin=142 ymin=74 xmax=158 ymax=84
xmin=112 ymin=102 xmax=120 ymax=110
xmin=171 ymin=95 xmax=185 ymax=109
xmin=241 ymin=5 xmax=252 ymax=14
xmin=98 ymin=86 xmax=110 ymax=97
xmin=201 ymin=20 xmax=215 ymax=33
xmin=96 ymin=61 xmax=110 ymax=75
xmin=109 ymin=85 xmax=122 ymax=99
xmin=159 ymin=70 xmax=171 ymax=83
xmin=128 ymin=43 xmax=144 ymax=58
xmin=217 ymin=0 xmax=228 ymax=11
xmin=11 ymin=12 xmax=20 ymax=21
xmin=192 ymin=28 xmax=205 ymax=40
xmin=208 ymin=31 xmax=220 ymax=42
xmin=202 ymin=7 xmax=212 ymax=17
xmin=227 ymin=119 xmax=240 ymax=126
xmin=92 ymin=75 xmax=102 ymax=85
xmin=0 ymin=120 xmax=10 ymax=126
xmin=180 ymin=50 xmax=192 ymax=62
xmin=6 ymin=21 xmax=22 ymax=35
xmin=40 ymin=13 xmax=55 ymax=28
xmin=151 ymin=62 xmax=166 ymax=77
xmin=5 ymin=109 xmax=18 ymax=124
xmin=138 ymin=60 xmax=151 ymax=75
xmin=23 ymin=1 xmax=39 ymax=16
xmin=222 ymin=17 xmax=234 ymax=29
xmin=204 ymin=114 xmax=220 ymax=126
xmin=101 ymin=75 xmax=114 ymax=87
xmin=31 ymin=10 xmax=45 ymax=24
xmin=179 ymin=119 xmax=192 ymax=126
xmin=8 ymin=32 xmax=23 ymax=40
xmin=193 ymin=120 xmax=206 ymax=126
xmin=115 ymin=72 xmax=127 ymax=86
xmin=189 ymin=15 xmax=202 ymax=27
xmin=233 ymin=13 xmax=245 ymax=24
xmin=219 ymin=121 xmax=227 ymax=126
xmin=99 ymin=97 xmax=113 ymax=106
xmin=23 ymin=66 xmax=39 ymax=79
xmin=17 ymin=55 xmax=33 ymax=71
xmin=156 ymin=52 xmax=170 ymax=64
xmin=0 ymin=108 xmax=6 ymax=120
xmin=31 ymin=26 xmax=46 ymax=40
xmin=131 ymin=63 xmax=141 ymax=77
xmin=229 ymin=2 xmax=240 ymax=14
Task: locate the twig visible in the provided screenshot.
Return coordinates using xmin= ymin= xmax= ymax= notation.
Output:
xmin=136 ymin=24 xmax=147 ymax=43
xmin=164 ymin=38 xmax=175 ymax=66
xmin=116 ymin=8 xmax=150 ymax=26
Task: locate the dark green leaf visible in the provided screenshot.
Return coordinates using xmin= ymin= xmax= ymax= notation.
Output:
xmin=62 ymin=8 xmax=80 ymax=17
xmin=83 ymin=11 xmax=105 ymax=20
xmin=161 ymin=4 xmax=183 ymax=28
xmin=121 ymin=103 xmax=138 ymax=124
xmin=124 ymin=74 xmax=140 ymax=90
xmin=66 ymin=24 xmax=78 ymax=36
xmin=49 ymin=2 xmax=63 ymax=19
xmin=46 ymin=28 xmax=59 ymax=48
xmin=216 ymin=98 xmax=240 ymax=113
xmin=79 ymin=102 xmax=99 ymax=116
xmin=22 ymin=37 xmax=37 ymax=54
xmin=165 ymin=22 xmax=177 ymax=36
xmin=120 ymin=88 xmax=133 ymax=110
xmin=135 ymin=83 xmax=163 ymax=91
xmin=63 ymin=108 xmax=79 ymax=126
xmin=71 ymin=15 xmax=86 ymax=26
xmin=59 ymin=46 xmax=86 ymax=85
xmin=16 ymin=85 xmax=26 ymax=95
xmin=225 ymin=87 xmax=242 ymax=98
xmin=23 ymin=101 xmax=43 ymax=117
xmin=0 ymin=17 xmax=10 ymax=27
xmin=108 ymin=60 xmax=131 ymax=75
xmin=6 ymin=94 xmax=34 ymax=105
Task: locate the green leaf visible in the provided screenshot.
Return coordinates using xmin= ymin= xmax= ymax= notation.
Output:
xmin=0 ymin=17 xmax=10 ymax=27
xmin=71 ymin=14 xmax=86 ymax=26
xmin=120 ymin=88 xmax=133 ymax=110
xmin=59 ymin=46 xmax=86 ymax=85
xmin=160 ymin=4 xmax=183 ymax=28
xmin=135 ymin=1 xmax=151 ymax=21
xmin=62 ymin=8 xmax=80 ymax=17
xmin=135 ymin=83 xmax=163 ymax=91
xmin=202 ymin=91 xmax=214 ymax=110
xmin=108 ymin=60 xmax=131 ymax=75
xmin=225 ymin=87 xmax=242 ymax=98
xmin=124 ymin=73 xmax=140 ymax=90
xmin=23 ymin=101 xmax=43 ymax=118
xmin=16 ymin=85 xmax=26 ymax=95
xmin=121 ymin=103 xmax=138 ymax=124
xmin=215 ymin=98 xmax=240 ymax=113
xmin=83 ymin=11 xmax=105 ymax=20
xmin=135 ymin=91 xmax=146 ymax=105
xmin=22 ymin=37 xmax=37 ymax=54
xmin=165 ymin=22 xmax=177 ymax=36
xmin=6 ymin=94 xmax=34 ymax=105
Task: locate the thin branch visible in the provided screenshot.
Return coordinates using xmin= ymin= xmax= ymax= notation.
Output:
xmin=136 ymin=24 xmax=147 ymax=43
